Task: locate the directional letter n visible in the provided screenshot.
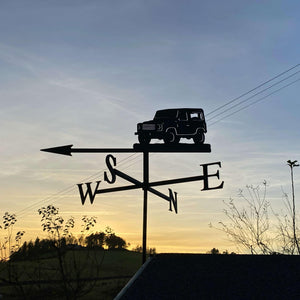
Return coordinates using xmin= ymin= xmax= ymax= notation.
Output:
xmin=168 ymin=189 xmax=178 ymax=214
xmin=77 ymin=181 xmax=101 ymax=205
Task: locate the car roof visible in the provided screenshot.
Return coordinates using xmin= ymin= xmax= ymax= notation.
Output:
xmin=156 ymin=108 xmax=204 ymax=113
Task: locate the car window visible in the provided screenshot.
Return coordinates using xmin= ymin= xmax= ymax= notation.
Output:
xmin=190 ymin=112 xmax=199 ymax=119
xmin=154 ymin=110 xmax=176 ymax=119
xmin=190 ymin=111 xmax=205 ymax=120
xmin=178 ymin=111 xmax=188 ymax=120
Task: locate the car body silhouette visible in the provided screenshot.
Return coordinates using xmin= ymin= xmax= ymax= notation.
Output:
xmin=135 ymin=108 xmax=207 ymax=145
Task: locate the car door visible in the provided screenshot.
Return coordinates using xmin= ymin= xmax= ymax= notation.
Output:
xmin=177 ymin=111 xmax=190 ymax=134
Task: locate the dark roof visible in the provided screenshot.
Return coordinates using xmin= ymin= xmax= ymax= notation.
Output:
xmin=116 ymin=253 xmax=300 ymax=299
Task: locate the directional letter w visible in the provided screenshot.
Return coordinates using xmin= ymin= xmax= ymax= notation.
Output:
xmin=77 ymin=181 xmax=101 ymax=205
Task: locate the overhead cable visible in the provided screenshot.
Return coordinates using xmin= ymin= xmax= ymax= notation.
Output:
xmin=207 ymin=63 xmax=300 ymax=117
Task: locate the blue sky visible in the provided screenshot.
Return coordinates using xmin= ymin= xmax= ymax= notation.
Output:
xmin=1 ymin=0 xmax=300 ymax=253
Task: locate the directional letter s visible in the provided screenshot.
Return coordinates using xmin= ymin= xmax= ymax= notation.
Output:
xmin=104 ymin=155 xmax=117 ymax=184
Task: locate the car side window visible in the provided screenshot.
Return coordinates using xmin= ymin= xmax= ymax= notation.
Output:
xmin=178 ymin=111 xmax=188 ymax=121
xmin=190 ymin=112 xmax=199 ymax=119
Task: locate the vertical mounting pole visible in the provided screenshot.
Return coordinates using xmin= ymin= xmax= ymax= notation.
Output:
xmin=142 ymin=151 xmax=149 ymax=264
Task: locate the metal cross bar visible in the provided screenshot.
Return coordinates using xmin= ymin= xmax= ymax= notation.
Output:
xmin=97 ymin=171 xmax=205 ymax=195
xmin=113 ymin=169 xmax=175 ymax=203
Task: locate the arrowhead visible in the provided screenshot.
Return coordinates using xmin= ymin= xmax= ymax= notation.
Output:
xmin=40 ymin=145 xmax=73 ymax=156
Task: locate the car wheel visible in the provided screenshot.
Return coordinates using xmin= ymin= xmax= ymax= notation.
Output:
xmin=163 ymin=130 xmax=179 ymax=144
xmin=138 ymin=134 xmax=151 ymax=145
xmin=193 ymin=130 xmax=205 ymax=144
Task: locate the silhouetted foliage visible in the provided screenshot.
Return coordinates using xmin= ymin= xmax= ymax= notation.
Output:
xmin=0 ymin=212 xmax=25 ymax=261
xmin=10 ymin=238 xmax=66 ymax=261
xmin=104 ymin=227 xmax=128 ymax=250
xmin=81 ymin=215 xmax=97 ymax=232
xmin=207 ymin=248 xmax=236 ymax=255
xmin=222 ymin=249 xmax=236 ymax=255
xmin=210 ymin=248 xmax=220 ymax=255
xmin=36 ymin=205 xmax=99 ymax=299
xmin=0 ymin=212 xmax=26 ymax=298
xmin=105 ymin=234 xmax=126 ymax=250
xmin=85 ymin=232 xmax=105 ymax=248
xmin=12 ymin=229 xmax=129 ymax=260
xmin=214 ymin=176 xmax=300 ymax=254
xmin=38 ymin=205 xmax=75 ymax=242
xmin=132 ymin=245 xmax=156 ymax=255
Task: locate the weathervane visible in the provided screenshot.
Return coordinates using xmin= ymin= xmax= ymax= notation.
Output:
xmin=41 ymin=108 xmax=224 ymax=263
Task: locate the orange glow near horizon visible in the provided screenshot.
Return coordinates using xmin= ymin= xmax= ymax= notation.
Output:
xmin=9 ymin=210 xmax=236 ymax=255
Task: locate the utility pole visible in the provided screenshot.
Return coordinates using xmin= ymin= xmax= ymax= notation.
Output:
xmin=287 ymin=159 xmax=299 ymax=254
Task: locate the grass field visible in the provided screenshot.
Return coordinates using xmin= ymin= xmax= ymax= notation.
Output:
xmin=0 ymin=249 xmax=143 ymax=299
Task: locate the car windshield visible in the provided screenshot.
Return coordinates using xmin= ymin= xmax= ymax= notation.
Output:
xmin=154 ymin=110 xmax=177 ymax=119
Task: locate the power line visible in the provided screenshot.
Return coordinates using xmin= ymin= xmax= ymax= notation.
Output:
xmin=209 ymin=77 xmax=300 ymax=126
xmin=207 ymin=69 xmax=300 ymax=123
xmin=206 ymin=63 xmax=300 ymax=117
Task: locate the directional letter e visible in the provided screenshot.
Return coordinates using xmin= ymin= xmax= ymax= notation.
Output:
xmin=77 ymin=181 xmax=101 ymax=205
xmin=200 ymin=162 xmax=224 ymax=191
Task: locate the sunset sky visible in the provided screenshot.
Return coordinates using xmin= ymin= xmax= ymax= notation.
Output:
xmin=1 ymin=0 xmax=300 ymax=253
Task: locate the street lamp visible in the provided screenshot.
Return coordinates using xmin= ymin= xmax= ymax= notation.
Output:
xmin=287 ymin=160 xmax=299 ymax=254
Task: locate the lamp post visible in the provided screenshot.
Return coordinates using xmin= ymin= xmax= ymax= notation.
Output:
xmin=287 ymin=160 xmax=299 ymax=254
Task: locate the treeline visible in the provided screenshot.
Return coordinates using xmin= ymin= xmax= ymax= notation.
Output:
xmin=0 ymin=206 xmax=144 ymax=299
xmin=208 ymin=248 xmax=236 ymax=255
xmin=11 ymin=228 xmax=128 ymax=261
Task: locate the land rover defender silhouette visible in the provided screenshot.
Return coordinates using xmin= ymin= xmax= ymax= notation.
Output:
xmin=135 ymin=108 xmax=207 ymax=145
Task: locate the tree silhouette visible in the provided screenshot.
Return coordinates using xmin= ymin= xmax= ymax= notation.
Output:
xmin=103 ymin=227 xmax=127 ymax=250
xmin=214 ymin=181 xmax=274 ymax=254
xmin=0 ymin=212 xmax=24 ymax=261
xmin=85 ymin=232 xmax=106 ymax=248
xmin=210 ymin=248 xmax=220 ymax=255
xmin=214 ymin=163 xmax=300 ymax=255
xmin=105 ymin=234 xmax=127 ymax=250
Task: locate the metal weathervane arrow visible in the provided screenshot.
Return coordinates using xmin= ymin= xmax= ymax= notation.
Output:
xmin=41 ymin=108 xmax=224 ymax=264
